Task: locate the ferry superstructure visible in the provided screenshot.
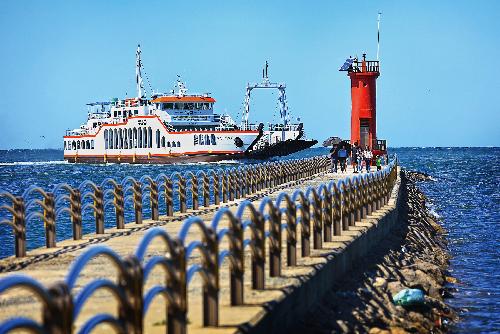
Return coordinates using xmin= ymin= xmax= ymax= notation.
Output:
xmin=63 ymin=46 xmax=315 ymax=163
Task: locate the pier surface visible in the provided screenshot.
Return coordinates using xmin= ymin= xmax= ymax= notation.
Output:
xmin=0 ymin=166 xmax=399 ymax=334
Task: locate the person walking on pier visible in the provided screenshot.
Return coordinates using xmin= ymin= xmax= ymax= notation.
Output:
xmin=351 ymin=141 xmax=359 ymax=173
xmin=329 ymin=145 xmax=338 ymax=173
xmin=364 ymin=146 xmax=373 ymax=172
xmin=358 ymin=147 xmax=364 ymax=173
xmin=376 ymin=155 xmax=382 ymax=171
xmin=338 ymin=144 xmax=348 ymax=173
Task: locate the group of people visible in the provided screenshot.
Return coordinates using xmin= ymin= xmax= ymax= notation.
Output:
xmin=329 ymin=141 xmax=384 ymax=174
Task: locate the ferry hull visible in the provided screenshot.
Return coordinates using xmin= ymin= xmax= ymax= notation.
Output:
xmin=64 ymin=153 xmax=246 ymax=164
xmin=245 ymin=139 xmax=318 ymax=159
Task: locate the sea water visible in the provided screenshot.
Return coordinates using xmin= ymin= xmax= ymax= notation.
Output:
xmin=392 ymin=147 xmax=500 ymax=333
xmin=0 ymin=148 xmax=324 ymax=259
xmin=0 ymin=147 xmax=498 ymax=332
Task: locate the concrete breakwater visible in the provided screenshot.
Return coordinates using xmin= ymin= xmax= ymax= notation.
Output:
xmin=0 ymin=158 xmax=399 ymax=334
xmin=294 ymin=170 xmax=456 ymax=334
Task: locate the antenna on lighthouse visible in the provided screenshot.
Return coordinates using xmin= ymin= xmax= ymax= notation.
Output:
xmin=376 ymin=12 xmax=382 ymax=61
xmin=136 ymin=44 xmax=145 ymax=99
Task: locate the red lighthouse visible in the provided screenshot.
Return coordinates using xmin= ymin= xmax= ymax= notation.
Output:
xmin=340 ymin=54 xmax=386 ymax=154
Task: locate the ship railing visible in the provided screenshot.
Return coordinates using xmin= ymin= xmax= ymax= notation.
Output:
xmin=65 ymin=129 xmax=89 ymax=136
xmin=88 ymin=112 xmax=110 ymax=120
xmin=268 ymin=123 xmax=301 ymax=132
xmin=239 ymin=123 xmax=260 ymax=131
xmin=0 ymin=157 xmax=399 ymax=333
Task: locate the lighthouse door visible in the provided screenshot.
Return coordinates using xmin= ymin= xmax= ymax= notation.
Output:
xmin=360 ymin=119 xmax=370 ymax=148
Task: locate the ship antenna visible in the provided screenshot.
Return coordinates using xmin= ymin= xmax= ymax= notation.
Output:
xmin=376 ymin=12 xmax=382 ymax=61
xmin=136 ymin=44 xmax=145 ymax=99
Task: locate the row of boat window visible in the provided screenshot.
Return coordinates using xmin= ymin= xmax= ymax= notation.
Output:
xmin=113 ymin=109 xmax=139 ymax=118
xmin=65 ymin=128 xmax=218 ymax=151
xmin=159 ymin=103 xmax=213 ymax=110
xmin=65 ymin=140 xmax=95 ymax=150
xmin=194 ymin=134 xmax=217 ymax=146
xmin=103 ymin=127 xmax=182 ymax=150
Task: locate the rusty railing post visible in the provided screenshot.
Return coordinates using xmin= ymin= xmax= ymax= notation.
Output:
xmin=222 ymin=172 xmax=228 ymax=203
xmin=212 ymin=171 xmax=220 ymax=206
xmin=13 ymin=196 xmax=26 ymax=257
xmin=94 ymin=186 xmax=105 ymax=233
xmin=353 ymin=179 xmax=362 ymax=222
xmin=252 ymin=212 xmax=265 ymax=289
xmin=348 ymin=180 xmax=356 ymax=227
xmin=341 ymin=183 xmax=350 ymax=231
xmin=44 ymin=192 xmax=56 ymax=248
xmin=376 ymin=175 xmax=383 ymax=210
xmin=322 ymin=188 xmax=333 ymax=242
xmin=165 ymin=178 xmax=174 ymax=216
xmin=300 ymin=198 xmax=311 ymax=257
xmin=269 ymin=206 xmax=281 ymax=277
xmin=178 ymin=176 xmax=187 ymax=213
xmin=366 ymin=176 xmax=373 ymax=216
xmin=242 ymin=169 xmax=248 ymax=197
xmin=112 ymin=185 xmax=124 ymax=229
xmin=70 ymin=189 xmax=82 ymax=239
xmin=168 ymin=242 xmax=187 ymax=334
xmin=234 ymin=170 xmax=241 ymax=199
xmin=203 ymin=228 xmax=219 ymax=327
xmin=332 ymin=184 xmax=342 ymax=236
xmin=250 ymin=168 xmax=256 ymax=194
xmin=285 ymin=202 xmax=297 ymax=266
xmin=189 ymin=174 xmax=199 ymax=211
xmin=307 ymin=189 xmax=322 ymax=250
xmin=44 ymin=281 xmax=73 ymax=334
xmin=230 ymin=215 xmax=244 ymax=305
xmin=150 ymin=180 xmax=159 ymax=220
xmin=361 ymin=177 xmax=368 ymax=219
xmin=133 ymin=182 xmax=143 ymax=224
xmin=202 ymin=173 xmax=209 ymax=208
xmin=228 ymin=171 xmax=235 ymax=201
xmin=121 ymin=255 xmax=144 ymax=334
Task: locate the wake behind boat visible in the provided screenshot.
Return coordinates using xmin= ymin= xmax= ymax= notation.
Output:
xmin=63 ymin=46 xmax=316 ymax=164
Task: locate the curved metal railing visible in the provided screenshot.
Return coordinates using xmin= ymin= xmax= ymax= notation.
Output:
xmin=0 ymin=156 xmax=330 ymax=259
xmin=0 ymin=157 xmax=398 ymax=334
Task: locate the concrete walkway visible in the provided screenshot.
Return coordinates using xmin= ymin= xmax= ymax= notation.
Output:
xmin=0 ymin=166 xmax=387 ymax=333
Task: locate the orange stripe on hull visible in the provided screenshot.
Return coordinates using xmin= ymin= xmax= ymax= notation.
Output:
xmin=64 ymin=152 xmax=246 ymax=164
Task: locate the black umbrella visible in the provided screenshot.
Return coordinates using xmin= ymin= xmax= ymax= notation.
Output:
xmin=323 ymin=136 xmax=342 ymax=147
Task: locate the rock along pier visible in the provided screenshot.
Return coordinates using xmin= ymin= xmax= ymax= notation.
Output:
xmin=0 ymin=155 xmax=402 ymax=333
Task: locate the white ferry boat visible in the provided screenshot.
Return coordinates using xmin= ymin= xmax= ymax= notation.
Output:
xmin=63 ymin=46 xmax=316 ymax=164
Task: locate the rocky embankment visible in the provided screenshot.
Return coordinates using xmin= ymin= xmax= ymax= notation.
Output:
xmin=294 ymin=170 xmax=457 ymax=334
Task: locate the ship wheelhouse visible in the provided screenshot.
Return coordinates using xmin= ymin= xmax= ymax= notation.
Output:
xmin=151 ymin=95 xmax=220 ymax=130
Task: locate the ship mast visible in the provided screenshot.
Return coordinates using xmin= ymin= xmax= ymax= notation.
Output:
xmin=242 ymin=61 xmax=289 ymax=139
xmin=136 ymin=44 xmax=145 ymax=99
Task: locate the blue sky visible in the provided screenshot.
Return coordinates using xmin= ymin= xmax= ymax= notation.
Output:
xmin=0 ymin=0 xmax=499 ymax=148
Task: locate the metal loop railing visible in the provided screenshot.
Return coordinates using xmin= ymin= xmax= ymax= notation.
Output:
xmin=0 ymin=157 xmax=398 ymax=333
xmin=0 ymin=155 xmax=368 ymax=261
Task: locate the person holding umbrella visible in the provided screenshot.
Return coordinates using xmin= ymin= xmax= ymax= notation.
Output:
xmin=329 ymin=144 xmax=338 ymax=173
